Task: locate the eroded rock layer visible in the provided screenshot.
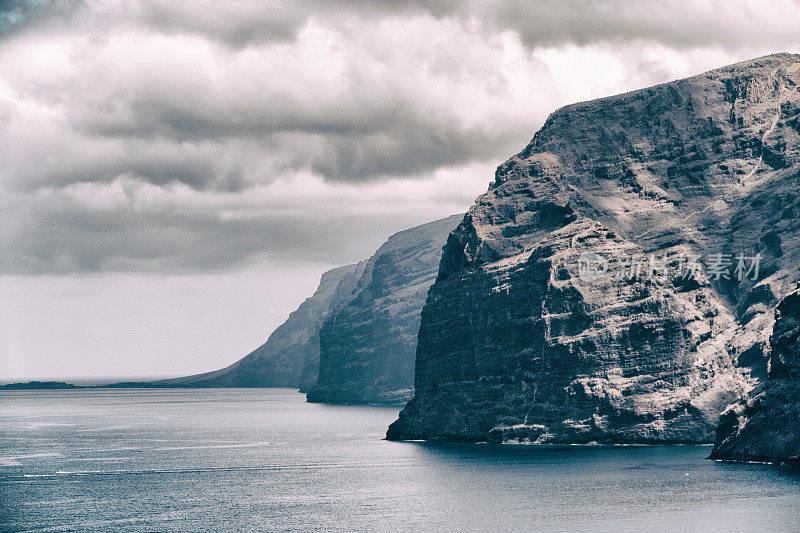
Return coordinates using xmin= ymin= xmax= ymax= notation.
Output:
xmin=710 ymin=289 xmax=800 ymax=463
xmin=307 ymin=214 xmax=462 ymax=404
xmin=388 ymin=54 xmax=800 ymax=443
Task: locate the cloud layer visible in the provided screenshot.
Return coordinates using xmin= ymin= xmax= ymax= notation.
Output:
xmin=2 ymin=0 xmax=800 ymax=274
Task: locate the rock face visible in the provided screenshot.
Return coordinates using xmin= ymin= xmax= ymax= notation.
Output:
xmin=710 ymin=289 xmax=800 ymax=463
xmin=159 ymin=263 xmax=362 ymax=389
xmin=307 ymin=214 xmax=463 ymax=404
xmin=155 ymin=214 xmax=460 ymax=400
xmin=388 ymin=54 xmax=800 ymax=443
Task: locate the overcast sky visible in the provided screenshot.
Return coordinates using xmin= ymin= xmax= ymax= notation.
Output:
xmin=2 ymin=0 xmax=799 ymax=380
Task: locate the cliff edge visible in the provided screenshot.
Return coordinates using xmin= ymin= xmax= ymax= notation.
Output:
xmin=389 ymin=54 xmax=800 ymax=443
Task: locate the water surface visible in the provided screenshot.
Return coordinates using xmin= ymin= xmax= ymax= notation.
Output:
xmin=1 ymin=388 xmax=798 ymax=531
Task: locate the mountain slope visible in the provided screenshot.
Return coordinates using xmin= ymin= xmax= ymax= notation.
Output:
xmin=150 ymin=214 xmax=460 ymax=398
xmin=388 ymin=53 xmax=800 ymax=443
xmin=307 ymin=214 xmax=462 ymax=404
xmin=710 ymin=288 xmax=800 ymax=463
xmin=158 ymin=263 xmax=361 ymax=389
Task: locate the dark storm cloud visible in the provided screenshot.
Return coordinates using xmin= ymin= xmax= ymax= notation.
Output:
xmin=132 ymin=0 xmax=466 ymax=48
xmin=0 ymin=3 xmax=551 ymax=194
xmin=74 ymin=94 xmax=523 ymax=183
xmin=83 ymin=1 xmax=800 ymax=51
xmin=2 ymin=0 xmax=799 ymax=274
xmin=474 ymin=1 xmax=800 ymax=50
xmin=11 ymin=139 xmax=244 ymax=192
xmin=0 ymin=0 xmax=82 ymax=37
xmin=79 ymin=93 xmax=404 ymax=140
xmin=0 ymin=190 xmax=425 ymax=274
xmin=309 ymin=124 xmax=518 ymax=182
xmin=61 ymin=1 xmax=800 ymax=51
xmin=136 ymin=1 xmax=306 ymax=47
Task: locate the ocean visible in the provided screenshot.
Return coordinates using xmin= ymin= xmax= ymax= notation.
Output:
xmin=1 ymin=388 xmax=798 ymax=532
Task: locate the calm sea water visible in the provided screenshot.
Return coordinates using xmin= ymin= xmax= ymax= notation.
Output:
xmin=1 ymin=389 xmax=799 ymax=532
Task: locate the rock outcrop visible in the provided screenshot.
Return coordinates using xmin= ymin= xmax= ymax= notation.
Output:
xmin=710 ymin=289 xmax=800 ymax=463
xmin=388 ymin=54 xmax=800 ymax=443
xmin=307 ymin=214 xmax=463 ymax=404
xmin=158 ymin=263 xmax=362 ymax=389
xmin=152 ymin=214 xmax=461 ymax=401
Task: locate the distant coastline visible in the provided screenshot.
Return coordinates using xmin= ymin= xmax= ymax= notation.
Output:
xmin=0 ymin=381 xmax=83 ymax=390
xmin=0 ymin=380 xmax=295 ymax=390
xmin=0 ymin=377 xmax=180 ymax=390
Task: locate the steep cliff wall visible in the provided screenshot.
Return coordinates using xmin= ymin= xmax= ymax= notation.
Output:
xmin=710 ymin=289 xmax=800 ymax=463
xmin=307 ymin=214 xmax=462 ymax=404
xmin=159 ymin=263 xmax=361 ymax=388
xmin=389 ymin=54 xmax=800 ymax=443
xmin=157 ymin=214 xmax=459 ymax=397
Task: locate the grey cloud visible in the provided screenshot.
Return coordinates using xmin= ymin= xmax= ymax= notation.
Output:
xmin=80 ymin=1 xmax=800 ymax=50
xmin=0 ymin=191 xmax=430 ymax=274
xmin=390 ymin=0 xmax=800 ymax=51
xmin=137 ymin=2 xmax=305 ymax=47
xmin=479 ymin=1 xmax=800 ymax=50
xmin=77 ymin=93 xmax=400 ymax=141
xmin=309 ymin=123 xmax=522 ymax=182
xmin=3 ymin=0 xmax=799 ymax=276
xmin=73 ymin=95 xmax=526 ymax=184
xmin=7 ymin=0 xmax=797 ymax=197
xmin=7 ymin=138 xmax=246 ymax=193
xmin=5 ymin=1 xmax=800 ymax=50
xmin=133 ymin=0 xmax=466 ymax=48
xmin=0 ymin=0 xmax=82 ymax=37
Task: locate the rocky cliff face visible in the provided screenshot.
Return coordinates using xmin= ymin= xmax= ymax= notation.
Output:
xmin=156 ymin=214 xmax=460 ymax=398
xmin=388 ymin=54 xmax=800 ymax=443
xmin=159 ymin=263 xmax=362 ymax=389
xmin=710 ymin=289 xmax=800 ymax=463
xmin=307 ymin=214 xmax=463 ymax=404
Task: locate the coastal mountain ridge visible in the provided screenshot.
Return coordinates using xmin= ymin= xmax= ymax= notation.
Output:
xmin=155 ymin=263 xmax=362 ymax=390
xmin=387 ymin=53 xmax=800 ymax=454
xmin=133 ymin=214 xmax=462 ymax=404
xmin=307 ymin=214 xmax=462 ymax=404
